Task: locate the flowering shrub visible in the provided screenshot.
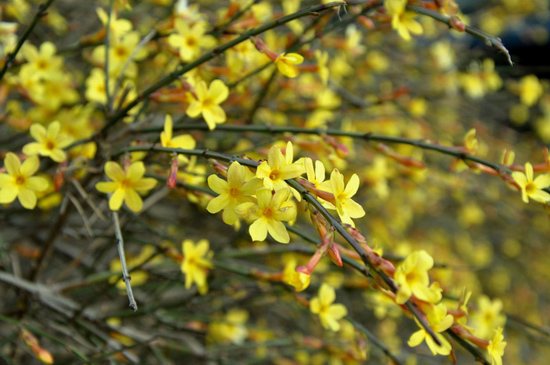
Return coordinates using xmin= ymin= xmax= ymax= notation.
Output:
xmin=1 ymin=0 xmax=550 ymax=364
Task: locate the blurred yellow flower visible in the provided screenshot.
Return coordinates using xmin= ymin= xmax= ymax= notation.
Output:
xmin=511 ymin=162 xmax=550 ymax=204
xmin=310 ymin=283 xmax=348 ymax=331
xmin=181 ymin=239 xmax=213 ymax=295
xmin=408 ymin=303 xmax=453 ymax=356
xmin=160 ymin=115 xmax=196 ymax=163
xmin=487 ymin=327 xmax=507 ymax=365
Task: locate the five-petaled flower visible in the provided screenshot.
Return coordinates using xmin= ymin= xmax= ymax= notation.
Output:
xmin=181 ymin=239 xmax=213 ymax=295
xmin=282 ymin=258 xmax=310 ymax=292
xmin=235 ymin=187 xmax=296 ymax=243
xmin=256 ymin=141 xmax=304 ymax=191
xmin=385 ymin=0 xmax=423 ymax=41
xmin=310 ymin=283 xmax=348 ymax=331
xmin=95 ymin=161 xmax=157 ymax=212
xmin=511 ymin=162 xmax=550 ymax=203
xmin=168 ymin=20 xmax=216 ymax=62
xmin=322 ymin=169 xmax=365 ymax=227
xmin=207 ymin=161 xmax=263 ymax=225
xmin=23 ymin=121 xmax=73 ymax=163
xmin=275 ymin=52 xmax=304 ymax=78
xmin=0 ymin=153 xmax=48 ymax=209
xmin=186 ymin=79 xmax=229 ymax=130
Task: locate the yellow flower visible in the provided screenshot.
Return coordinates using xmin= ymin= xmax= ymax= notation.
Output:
xmin=385 ymin=0 xmax=423 ymax=41
xmin=511 ymin=162 xmax=550 ymax=204
xmin=394 ymin=250 xmax=441 ymax=304
xmin=322 ymin=169 xmax=365 ymax=227
xmin=303 ymin=157 xmax=326 ymax=189
xmin=235 ymin=187 xmax=296 ymax=243
xmin=408 ymin=303 xmax=453 ymax=356
xmin=95 ymin=161 xmax=157 ymax=212
xmin=160 ymin=115 xmax=196 ymax=163
xmin=315 ymin=50 xmax=329 ymax=86
xmin=282 ymin=258 xmax=310 ymax=292
xmin=275 ymin=52 xmax=304 ymax=78
xmin=487 ymin=327 xmax=506 ymax=365
xmin=310 ymin=283 xmax=348 ymax=331
xmin=208 ymin=309 xmax=248 ymax=345
xmin=207 ymin=161 xmax=263 ymax=225
xmin=186 ymin=79 xmax=229 ymax=130
xmin=518 ymin=74 xmax=543 ymax=106
xmin=22 ymin=121 xmax=73 ymax=163
xmin=20 ymin=41 xmax=63 ymax=80
xmin=181 ymin=239 xmax=213 ymax=295
xmin=168 ymin=20 xmax=216 ymax=62
xmin=0 ymin=153 xmax=48 ymax=209
xmin=257 ymin=142 xmax=304 ymax=191
xmin=470 ymin=295 xmax=506 ymax=339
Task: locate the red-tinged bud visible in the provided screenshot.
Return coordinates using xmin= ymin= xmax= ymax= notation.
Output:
xmin=449 ymin=16 xmax=466 ymax=32
xmin=544 ymin=147 xmax=550 ymax=169
xmin=161 ymin=243 xmax=183 ymax=263
xmin=167 ymin=156 xmax=179 ymax=189
xmin=226 ymin=2 xmax=240 ymax=18
xmin=327 ymin=243 xmax=343 ymax=267
xmin=323 ymin=134 xmax=349 ymax=158
xmin=449 ymin=348 xmax=457 ymax=365
xmin=357 ymin=15 xmax=375 ymax=30
xmin=301 ymin=336 xmax=323 ymax=349
xmin=209 ymin=159 xmax=228 ymax=177
xmin=123 ymin=156 xmax=132 ymax=172
xmin=21 ymin=328 xmax=39 ymax=348
xmin=296 ymin=265 xmax=311 ymax=275
xmin=251 ymin=37 xmax=278 ymax=61
xmin=14 ymin=244 xmax=41 ymax=260
xmin=35 ymin=347 xmax=54 ymax=365
xmin=54 ymin=160 xmax=67 ymax=191
xmin=181 ymin=80 xmax=198 ymax=101
xmin=346 ymin=226 xmax=367 ymax=245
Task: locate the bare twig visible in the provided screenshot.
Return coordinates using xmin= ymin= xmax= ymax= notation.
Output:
xmin=112 ymin=210 xmax=138 ymax=311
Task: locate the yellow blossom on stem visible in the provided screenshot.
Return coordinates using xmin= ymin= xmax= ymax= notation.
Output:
xmin=385 ymin=0 xmax=423 ymax=41
xmin=303 ymin=157 xmax=326 ymax=189
xmin=282 ymin=258 xmax=310 ymax=292
xmin=22 ymin=121 xmax=73 ymax=163
xmin=511 ymin=162 xmax=550 ymax=204
xmin=518 ymin=74 xmax=543 ymax=106
xmin=487 ymin=327 xmax=506 ymax=365
xmin=207 ymin=161 xmax=263 ymax=225
xmin=208 ymin=309 xmax=249 ymax=345
xmin=322 ymin=169 xmax=365 ymax=227
xmin=470 ymin=295 xmax=506 ymax=339
xmin=95 ymin=161 xmax=157 ymax=212
xmin=20 ymin=41 xmax=63 ymax=80
xmin=168 ymin=20 xmax=216 ymax=62
xmin=186 ymin=79 xmax=229 ymax=130
xmin=394 ymin=250 xmax=441 ymax=304
xmin=160 ymin=115 xmax=196 ymax=163
xmin=310 ymin=283 xmax=348 ymax=331
xmin=275 ymin=52 xmax=304 ymax=78
xmin=0 ymin=153 xmax=48 ymax=209
xmin=408 ymin=303 xmax=453 ymax=356
xmin=257 ymin=141 xmax=304 ymax=191
xmin=235 ymin=187 xmax=296 ymax=243
xmin=181 ymin=239 xmax=213 ymax=295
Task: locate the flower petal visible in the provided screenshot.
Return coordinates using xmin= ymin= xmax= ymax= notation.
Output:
xmin=109 ymin=189 xmax=125 ymax=211
xmin=124 ymin=188 xmax=143 ymax=212
xmin=249 ymin=218 xmax=268 ymax=241
xmin=4 ymin=153 xmax=21 ymax=176
xmin=29 ymin=124 xmax=47 ymax=142
xmin=105 ymin=161 xmax=125 ymax=182
xmin=18 ymin=188 xmax=37 ymax=209
xmin=20 ymin=155 xmax=40 ymax=177
xmin=209 ymin=79 xmax=229 ymax=104
xmin=96 ymin=181 xmax=118 ymax=193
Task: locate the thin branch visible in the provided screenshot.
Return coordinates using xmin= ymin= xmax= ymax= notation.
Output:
xmin=136 ymin=123 xmax=511 ymax=175
xmin=104 ymin=0 xmax=115 ymax=112
xmin=112 ymin=210 xmax=138 ymax=311
xmin=408 ymin=5 xmax=513 ymax=65
xmin=0 ymin=0 xmax=56 ymax=81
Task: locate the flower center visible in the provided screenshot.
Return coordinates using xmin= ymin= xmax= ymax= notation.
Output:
xmin=269 ymin=170 xmax=281 ymax=181
xmin=15 ymin=174 xmax=26 ymax=186
xmin=186 ymin=36 xmax=197 ymax=47
xmin=45 ymin=139 xmax=55 ymax=150
xmin=229 ymin=187 xmax=240 ymax=198
xmin=525 ymin=182 xmax=537 ymax=195
xmin=262 ymin=207 xmax=274 ymax=219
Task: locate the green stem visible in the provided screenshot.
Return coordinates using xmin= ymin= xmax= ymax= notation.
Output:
xmin=136 ymin=123 xmax=511 ymax=175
